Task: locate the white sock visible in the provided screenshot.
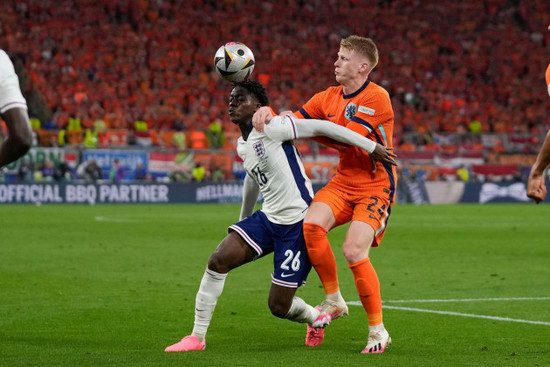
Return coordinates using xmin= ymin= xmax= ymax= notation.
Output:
xmin=368 ymin=322 xmax=386 ymax=334
xmin=285 ymin=297 xmax=320 ymax=324
xmin=326 ymin=290 xmax=345 ymax=303
xmin=191 ymin=268 xmax=227 ymax=341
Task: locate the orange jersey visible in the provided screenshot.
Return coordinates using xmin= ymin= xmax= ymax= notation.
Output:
xmin=296 ymin=79 xmax=396 ymax=203
xmin=546 ymin=63 xmax=550 ymax=97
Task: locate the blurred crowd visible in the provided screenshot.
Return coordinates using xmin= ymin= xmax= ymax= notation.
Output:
xmin=0 ymin=0 xmax=549 ymax=149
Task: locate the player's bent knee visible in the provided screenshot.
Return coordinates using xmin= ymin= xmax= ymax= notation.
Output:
xmin=207 ymin=232 xmax=252 ymax=273
xmin=342 ymin=243 xmax=369 ymax=264
xmin=268 ymin=297 xmax=292 ymax=318
xmin=207 ymin=252 xmax=231 ymax=273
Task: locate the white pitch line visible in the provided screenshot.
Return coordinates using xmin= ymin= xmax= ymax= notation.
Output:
xmin=383 ymin=305 xmax=550 ymax=326
xmin=94 ymin=216 xmax=135 ymax=223
xmin=381 ymin=297 xmax=550 ymax=304
xmin=347 ymin=297 xmax=550 ymax=306
xmin=346 ymin=300 xmax=550 ymax=326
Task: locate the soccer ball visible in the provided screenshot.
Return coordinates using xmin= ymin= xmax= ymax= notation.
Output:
xmin=214 ymin=42 xmax=255 ymax=82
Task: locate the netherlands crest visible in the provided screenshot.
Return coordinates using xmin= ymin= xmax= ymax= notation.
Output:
xmin=345 ymin=103 xmax=357 ymax=120
xmin=253 ymin=140 xmax=266 ymax=158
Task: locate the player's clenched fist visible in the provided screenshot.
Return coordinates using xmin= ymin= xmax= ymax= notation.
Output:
xmin=527 ymin=175 xmax=547 ymax=204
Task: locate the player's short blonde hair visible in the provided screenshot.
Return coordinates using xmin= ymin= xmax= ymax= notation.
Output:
xmin=340 ymin=35 xmax=379 ymax=72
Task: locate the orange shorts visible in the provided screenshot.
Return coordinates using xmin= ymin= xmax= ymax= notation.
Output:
xmin=312 ymin=181 xmax=392 ymax=247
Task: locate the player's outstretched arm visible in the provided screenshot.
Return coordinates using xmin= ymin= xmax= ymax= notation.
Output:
xmin=276 ymin=116 xmax=397 ymax=168
xmin=0 ymin=107 xmax=32 ymax=168
xmin=527 ymin=130 xmax=550 ymax=204
xmin=240 ymin=174 xmax=260 ymax=220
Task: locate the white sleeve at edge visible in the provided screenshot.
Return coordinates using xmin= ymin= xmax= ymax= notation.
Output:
xmin=240 ymin=174 xmax=260 ymax=220
xmin=0 ymin=50 xmax=27 ymax=114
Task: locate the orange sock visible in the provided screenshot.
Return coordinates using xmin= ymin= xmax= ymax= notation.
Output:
xmin=303 ymin=222 xmax=339 ymax=295
xmin=349 ymin=257 xmax=383 ymax=326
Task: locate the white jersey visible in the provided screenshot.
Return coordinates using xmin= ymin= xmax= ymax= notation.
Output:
xmin=237 ymin=117 xmax=314 ymax=225
xmin=0 ymin=49 xmax=27 ymax=114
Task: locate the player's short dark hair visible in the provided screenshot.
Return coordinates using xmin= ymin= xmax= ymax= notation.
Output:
xmin=233 ymin=80 xmax=269 ymax=106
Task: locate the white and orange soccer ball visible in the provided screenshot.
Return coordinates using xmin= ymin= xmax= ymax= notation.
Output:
xmin=214 ymin=42 xmax=255 ymax=82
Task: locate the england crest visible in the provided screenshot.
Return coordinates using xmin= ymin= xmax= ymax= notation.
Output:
xmin=253 ymin=140 xmax=266 ymax=158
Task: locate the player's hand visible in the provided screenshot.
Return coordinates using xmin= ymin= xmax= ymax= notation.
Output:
xmin=252 ymin=106 xmax=273 ymax=133
xmin=369 ymin=144 xmax=397 ymax=173
xmin=527 ymin=175 xmax=547 ymax=204
xmin=279 ymin=111 xmax=297 ymax=118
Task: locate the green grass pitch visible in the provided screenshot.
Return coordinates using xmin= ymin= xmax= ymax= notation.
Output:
xmin=1 ymin=203 xmax=549 ymax=366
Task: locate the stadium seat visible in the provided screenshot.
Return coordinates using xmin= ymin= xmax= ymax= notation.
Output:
xmin=67 ymin=130 xmax=84 ymax=145
xmin=160 ymin=130 xmax=176 ymax=148
xmin=106 ymin=129 xmax=128 ymax=146
xmin=189 ymin=131 xmax=209 ymax=150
